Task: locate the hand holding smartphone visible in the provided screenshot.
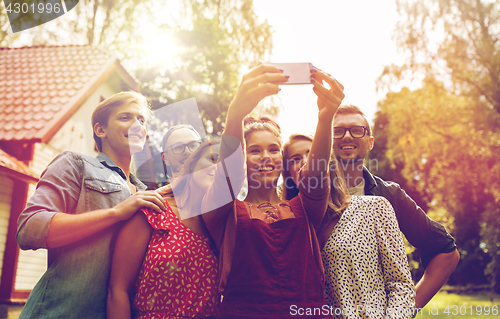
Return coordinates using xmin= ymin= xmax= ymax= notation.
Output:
xmin=268 ymin=62 xmax=313 ymax=85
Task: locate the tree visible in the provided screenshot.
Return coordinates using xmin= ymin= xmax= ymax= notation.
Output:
xmin=138 ymin=0 xmax=274 ymax=135
xmin=3 ymin=0 xmax=275 ymax=133
xmin=1 ymin=1 xmax=20 ymax=46
xmin=133 ymin=0 xmax=275 ymax=188
xmin=1 ymin=0 xmax=156 ymax=63
xmin=375 ymin=77 xmax=500 ymax=286
xmin=379 ymin=0 xmax=500 ymax=113
xmin=374 ymin=0 xmax=500 ymax=290
xmin=3 ymin=0 xmax=276 ymax=189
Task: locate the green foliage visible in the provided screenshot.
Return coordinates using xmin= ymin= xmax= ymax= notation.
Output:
xmin=480 ymin=204 xmax=500 ymax=292
xmin=1 ymin=1 xmax=21 ymax=46
xmin=376 ymin=76 xmax=500 ymax=286
xmin=380 ymin=0 xmax=500 ymax=113
xmin=138 ymin=0 xmax=274 ymax=136
xmin=134 ymin=0 xmax=275 ymax=187
xmin=1 ymin=0 xmax=156 ymax=62
xmin=419 ymin=290 xmax=500 ymax=318
xmin=375 ymin=0 xmax=500 ymax=289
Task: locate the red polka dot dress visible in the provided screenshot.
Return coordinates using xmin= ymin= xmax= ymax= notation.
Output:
xmin=132 ymin=203 xmax=219 ymax=318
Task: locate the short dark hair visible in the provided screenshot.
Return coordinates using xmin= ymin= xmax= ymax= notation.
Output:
xmin=282 ymin=132 xmax=314 ymax=200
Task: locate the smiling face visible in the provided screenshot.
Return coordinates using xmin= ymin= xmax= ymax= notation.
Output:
xmin=162 ymin=128 xmax=201 ymax=175
xmin=333 ymin=113 xmax=374 ymax=163
xmin=94 ymin=102 xmax=148 ymax=157
xmin=190 ymin=143 xmax=220 ymax=192
xmin=287 ymin=139 xmax=312 ymax=186
xmin=246 ymin=130 xmax=283 ymax=189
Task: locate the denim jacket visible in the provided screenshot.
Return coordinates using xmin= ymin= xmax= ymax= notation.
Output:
xmin=17 ymin=151 xmax=146 ymax=319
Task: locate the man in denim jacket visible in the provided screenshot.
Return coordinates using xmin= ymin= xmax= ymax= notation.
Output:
xmin=332 ymin=104 xmax=460 ymax=309
xmin=16 ymin=92 xmax=166 ymax=319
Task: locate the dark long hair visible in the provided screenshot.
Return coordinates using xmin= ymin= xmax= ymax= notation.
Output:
xmin=282 ymin=133 xmax=314 ymax=200
xmin=282 ymin=133 xmax=351 ymax=218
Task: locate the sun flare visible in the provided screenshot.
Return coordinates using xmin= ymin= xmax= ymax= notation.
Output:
xmin=141 ymin=30 xmax=181 ymax=68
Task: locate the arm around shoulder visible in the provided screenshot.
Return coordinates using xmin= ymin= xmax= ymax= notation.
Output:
xmin=17 ymin=152 xmax=166 ymax=250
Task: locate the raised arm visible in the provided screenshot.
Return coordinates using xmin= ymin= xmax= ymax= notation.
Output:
xmin=202 ymin=64 xmax=288 ymax=248
xmin=374 ymin=197 xmax=415 ymax=318
xmin=224 ymin=63 xmax=289 ymax=146
xmin=300 ymin=67 xmax=344 ymax=228
xmin=107 ymin=212 xmax=152 ymax=319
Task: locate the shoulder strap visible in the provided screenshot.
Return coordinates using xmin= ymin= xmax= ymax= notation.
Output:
xmin=289 ymin=195 xmax=325 ymax=283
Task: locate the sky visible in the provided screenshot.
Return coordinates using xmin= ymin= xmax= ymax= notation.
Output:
xmin=252 ymin=0 xmax=406 ymax=139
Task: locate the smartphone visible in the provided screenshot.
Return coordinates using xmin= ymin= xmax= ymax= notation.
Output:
xmin=268 ymin=62 xmax=313 ymax=85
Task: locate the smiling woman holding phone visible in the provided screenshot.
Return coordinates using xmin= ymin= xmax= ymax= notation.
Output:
xmin=201 ymin=63 xmax=344 ymax=318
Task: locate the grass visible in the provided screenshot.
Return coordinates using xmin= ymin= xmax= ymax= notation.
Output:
xmin=417 ymin=291 xmax=500 ymax=318
xmin=6 ymin=291 xmax=500 ymax=318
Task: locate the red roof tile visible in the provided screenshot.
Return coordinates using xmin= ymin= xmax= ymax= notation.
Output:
xmin=0 ymin=45 xmax=139 ymax=142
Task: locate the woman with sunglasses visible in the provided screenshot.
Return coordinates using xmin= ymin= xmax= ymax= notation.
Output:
xmin=202 ymin=64 xmax=344 ymax=318
xmin=282 ymin=131 xmax=415 ymax=317
xmin=107 ymin=138 xmax=221 ymax=319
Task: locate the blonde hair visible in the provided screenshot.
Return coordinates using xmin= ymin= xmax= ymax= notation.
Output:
xmin=91 ymin=91 xmax=151 ymax=152
xmin=327 ymin=158 xmax=351 ymax=218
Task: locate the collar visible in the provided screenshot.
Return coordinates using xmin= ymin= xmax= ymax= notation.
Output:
xmin=362 ymin=166 xmax=377 ymax=192
xmin=96 ymin=152 xmax=124 ymax=177
xmin=96 ymin=152 xmax=119 ymax=169
xmin=96 ymin=153 xmax=147 ymax=191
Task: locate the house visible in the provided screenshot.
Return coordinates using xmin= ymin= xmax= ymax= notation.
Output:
xmin=0 ymin=45 xmax=140 ymax=311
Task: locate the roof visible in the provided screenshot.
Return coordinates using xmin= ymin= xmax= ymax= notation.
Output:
xmin=0 ymin=45 xmax=139 ymax=143
xmin=0 ymin=149 xmax=38 ymax=182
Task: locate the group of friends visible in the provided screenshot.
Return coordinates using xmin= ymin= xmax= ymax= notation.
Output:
xmin=16 ymin=64 xmax=460 ymax=318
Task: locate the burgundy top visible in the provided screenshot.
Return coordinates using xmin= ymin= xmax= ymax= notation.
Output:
xmin=216 ymin=198 xmax=328 ymax=318
xmin=202 ymin=143 xmax=330 ymax=318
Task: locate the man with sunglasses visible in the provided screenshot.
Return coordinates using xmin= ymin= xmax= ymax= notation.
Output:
xmin=161 ymin=124 xmax=202 ymax=181
xmin=333 ymin=104 xmax=460 ymax=310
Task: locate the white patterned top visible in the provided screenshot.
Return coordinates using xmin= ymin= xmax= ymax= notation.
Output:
xmin=322 ymin=196 xmax=415 ymax=318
